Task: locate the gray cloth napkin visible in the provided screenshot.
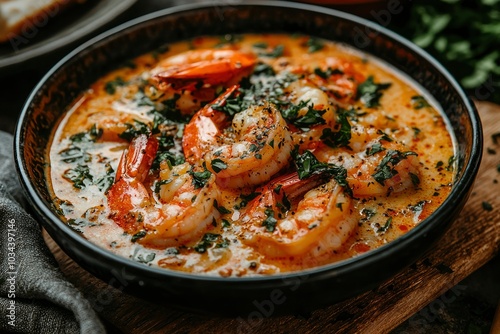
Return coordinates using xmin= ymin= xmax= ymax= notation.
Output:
xmin=0 ymin=131 xmax=106 ymax=334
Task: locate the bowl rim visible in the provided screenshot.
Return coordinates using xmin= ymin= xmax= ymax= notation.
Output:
xmin=15 ymin=0 xmax=483 ymax=283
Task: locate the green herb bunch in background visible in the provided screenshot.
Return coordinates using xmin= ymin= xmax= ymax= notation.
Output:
xmin=394 ymin=0 xmax=500 ymax=103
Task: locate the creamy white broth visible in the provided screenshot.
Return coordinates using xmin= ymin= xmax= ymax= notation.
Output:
xmin=48 ymin=34 xmax=455 ymax=276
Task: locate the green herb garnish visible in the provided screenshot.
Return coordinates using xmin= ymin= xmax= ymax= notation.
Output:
xmin=372 ymin=150 xmax=418 ymax=185
xmin=357 ymin=76 xmax=392 ymax=108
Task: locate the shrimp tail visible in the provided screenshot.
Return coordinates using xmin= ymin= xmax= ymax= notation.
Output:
xmin=107 ymin=134 xmax=159 ymax=232
xmin=182 ymin=85 xmax=240 ymax=163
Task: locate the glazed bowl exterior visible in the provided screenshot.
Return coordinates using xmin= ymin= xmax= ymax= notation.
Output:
xmin=15 ymin=1 xmax=482 ymax=315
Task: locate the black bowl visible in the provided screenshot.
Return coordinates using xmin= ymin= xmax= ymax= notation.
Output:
xmin=14 ymin=1 xmax=482 ymax=315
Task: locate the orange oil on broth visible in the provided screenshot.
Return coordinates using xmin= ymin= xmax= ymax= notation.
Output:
xmin=48 ymin=34 xmax=455 ymax=277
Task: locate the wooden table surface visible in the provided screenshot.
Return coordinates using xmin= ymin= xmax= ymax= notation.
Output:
xmin=43 ymin=100 xmax=500 ymax=333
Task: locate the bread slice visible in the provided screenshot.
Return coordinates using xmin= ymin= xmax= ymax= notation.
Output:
xmin=0 ymin=0 xmax=86 ymax=43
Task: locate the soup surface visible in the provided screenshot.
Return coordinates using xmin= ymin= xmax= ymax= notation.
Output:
xmin=48 ymin=34 xmax=455 ymax=276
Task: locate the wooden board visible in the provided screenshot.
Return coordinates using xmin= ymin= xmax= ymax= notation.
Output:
xmin=44 ymin=100 xmax=500 ymax=333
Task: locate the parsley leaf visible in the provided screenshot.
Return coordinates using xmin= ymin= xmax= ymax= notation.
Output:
xmin=320 ymin=112 xmax=351 ymax=148
xmin=357 ymin=76 xmax=392 ymax=108
xmin=411 ymin=95 xmax=430 ymax=109
xmin=211 ymin=159 xmax=228 ymax=173
xmin=262 ymin=208 xmax=278 ymax=232
xmin=372 ymin=150 xmax=418 ymax=185
xmin=189 ymin=163 xmax=212 ymax=189
xmin=63 ymin=164 xmax=93 ymax=189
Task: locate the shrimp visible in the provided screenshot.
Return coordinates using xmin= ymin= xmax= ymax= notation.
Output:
xmin=316 ymin=125 xmax=421 ymax=197
xmin=106 ymin=134 xmax=159 ymax=232
xmin=106 ymin=134 xmax=221 ymax=248
xmin=291 ymin=56 xmax=364 ymax=105
xmin=240 ymin=172 xmax=356 ymax=257
xmin=139 ymin=161 xmax=221 ymax=248
xmin=283 ymin=79 xmax=337 ymax=151
xmin=182 ymin=85 xmax=294 ymax=188
xmin=153 ymin=49 xmax=256 ymax=90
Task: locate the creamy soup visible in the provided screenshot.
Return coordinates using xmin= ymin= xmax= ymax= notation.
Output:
xmin=48 ymin=34 xmax=455 ymax=276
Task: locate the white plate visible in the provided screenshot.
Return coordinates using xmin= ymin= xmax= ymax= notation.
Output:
xmin=0 ymin=0 xmax=137 ymax=73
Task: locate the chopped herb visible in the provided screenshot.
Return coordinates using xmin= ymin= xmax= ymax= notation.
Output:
xmin=63 ymin=164 xmax=93 ymax=189
xmin=214 ymin=199 xmax=231 ymax=214
xmin=343 ymin=107 xmax=367 ymax=121
xmin=131 ymin=248 xmax=155 ymax=264
xmin=165 ymin=247 xmax=179 ymax=255
xmin=410 ymin=200 xmax=427 ymax=213
xmin=482 ymin=201 xmax=493 ymax=211
xmin=105 ymin=77 xmax=127 ymax=94
xmin=211 ymin=159 xmax=228 ymax=173
xmin=95 ymin=163 xmax=115 ymax=192
xmin=253 ymin=42 xmax=268 ymax=49
xmin=119 ymin=120 xmax=150 ymax=142
xmin=67 ymin=218 xmax=96 ymax=233
xmin=274 ymin=184 xmax=283 ymax=194
xmin=269 ymin=139 xmax=275 ymax=148
xmin=412 ymin=127 xmax=422 ymax=137
xmin=154 ymin=179 xmax=172 ymax=195
xmin=262 ymin=208 xmax=278 ymax=232
xmin=409 ymin=172 xmax=421 ymax=186
xmin=292 ymin=148 xmax=330 ymax=179
xmin=411 ymin=95 xmax=430 ymax=109
xmin=235 ymin=192 xmax=261 ymax=209
xmin=221 ymin=219 xmax=231 ymax=228
xmin=305 ymin=37 xmax=324 ymax=53
xmin=366 ymin=142 xmax=385 ymax=156
xmin=436 ymin=161 xmax=444 ymax=168
xmin=259 ymin=44 xmax=284 ymax=58
xmin=292 ymin=108 xmax=327 ymax=129
xmin=253 ymin=62 xmax=275 ymax=76
xmin=152 ymin=151 xmax=185 ymax=170
xmin=360 ymin=208 xmax=376 ymax=223
xmin=59 ymin=147 xmax=89 ymax=163
xmin=281 ymin=100 xmax=309 ymax=121
xmin=314 ymin=67 xmax=344 ymax=79
xmin=277 ymin=193 xmax=291 ymax=213
xmin=357 ymin=76 xmax=392 ymax=108
xmin=70 ymin=124 xmax=102 ymax=143
xmin=372 ymin=150 xmax=418 ymax=185
xmin=194 ymin=233 xmax=228 ymax=253
xmin=211 ymin=93 xmax=243 ymax=116
xmin=291 ymin=147 xmax=352 ymax=196
xmin=320 ymin=112 xmax=351 ymax=148
xmin=377 ymin=130 xmax=394 ymax=142
xmin=377 ymin=217 xmax=392 ymax=233
xmin=131 ymin=230 xmax=147 ymax=242
xmin=189 ymin=163 xmax=212 ymax=189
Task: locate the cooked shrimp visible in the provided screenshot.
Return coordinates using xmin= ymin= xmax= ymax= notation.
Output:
xmin=316 ymin=125 xmax=421 ymax=197
xmin=106 ymin=134 xmax=159 ymax=232
xmin=153 ymin=49 xmax=256 ymax=90
xmin=240 ymin=172 xmax=356 ymax=257
xmin=291 ymin=56 xmax=364 ymax=105
xmin=183 ymin=85 xmax=294 ymax=188
xmin=140 ymin=162 xmax=221 ymax=248
xmin=284 ymin=79 xmax=336 ymax=150
xmin=106 ymin=134 xmax=221 ymax=248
